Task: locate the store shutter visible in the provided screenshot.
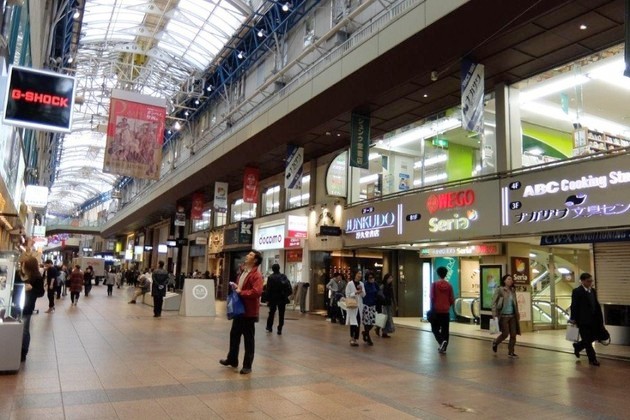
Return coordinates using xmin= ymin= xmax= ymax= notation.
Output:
xmin=593 ymin=243 xmax=630 ymax=304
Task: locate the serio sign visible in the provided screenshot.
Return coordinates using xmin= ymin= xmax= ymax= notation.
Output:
xmin=3 ymin=66 xmax=76 ymax=132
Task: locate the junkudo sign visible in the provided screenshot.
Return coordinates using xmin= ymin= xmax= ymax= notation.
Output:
xmin=343 ymin=181 xmax=501 ymax=246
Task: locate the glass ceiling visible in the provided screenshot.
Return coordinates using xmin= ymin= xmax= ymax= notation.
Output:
xmin=47 ymin=0 xmax=253 ymax=215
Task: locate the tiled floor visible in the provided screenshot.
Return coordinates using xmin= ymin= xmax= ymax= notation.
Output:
xmin=1 ymin=285 xmax=629 ymax=419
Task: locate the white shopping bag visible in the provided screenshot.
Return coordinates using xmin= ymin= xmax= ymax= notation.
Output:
xmin=489 ymin=317 xmax=500 ymax=334
xmin=375 ymin=313 xmax=387 ymax=329
xmin=565 ymin=324 xmax=580 ymax=342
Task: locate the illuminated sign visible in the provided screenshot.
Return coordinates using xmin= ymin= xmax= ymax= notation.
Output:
xmin=255 ymin=224 xmax=284 ymax=250
xmin=284 ymin=238 xmax=301 ymax=248
xmin=287 ymin=215 xmax=308 ymax=239
xmin=426 ymin=189 xmax=475 ymax=214
xmin=24 ymin=185 xmax=49 ymax=208
xmin=428 ymin=209 xmax=478 ymax=233
xmin=419 ymin=243 xmax=502 ymax=257
xmin=501 ymin=154 xmax=630 ymax=235
xmin=345 ymin=204 xmax=402 ymax=239
xmin=3 ymin=66 xmax=76 ymax=132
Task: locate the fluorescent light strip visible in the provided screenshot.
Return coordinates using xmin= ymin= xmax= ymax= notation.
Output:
xmin=359 ymin=174 xmax=379 ymax=184
xmin=413 ymin=154 xmax=448 ymax=169
xmin=520 ymin=74 xmax=589 ymax=103
xmin=412 ymin=173 xmax=447 ymax=186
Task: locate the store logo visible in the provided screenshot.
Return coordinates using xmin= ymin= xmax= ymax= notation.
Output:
xmin=345 ymin=212 xmax=396 ymax=233
xmin=426 ymin=189 xmax=475 ymax=214
xmin=258 ymin=234 xmax=283 ymax=245
xmin=192 ymin=285 xmax=208 ymax=300
xmin=11 ymin=89 xmax=70 ymax=107
xmin=428 ymin=209 xmax=478 ymax=233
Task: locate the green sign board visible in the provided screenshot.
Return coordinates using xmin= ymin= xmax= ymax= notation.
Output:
xmin=350 ymin=113 xmax=370 ymax=169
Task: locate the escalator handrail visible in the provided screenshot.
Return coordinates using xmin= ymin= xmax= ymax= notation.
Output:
xmin=532 ymin=299 xmax=570 ymax=320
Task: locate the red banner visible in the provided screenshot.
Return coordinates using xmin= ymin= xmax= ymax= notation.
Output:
xmin=103 ymin=91 xmax=166 ymax=180
xmin=242 ymin=167 xmax=259 ymax=204
xmin=191 ymin=193 xmax=205 ymax=220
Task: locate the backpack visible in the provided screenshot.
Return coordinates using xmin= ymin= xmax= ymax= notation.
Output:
xmin=280 ymin=275 xmax=292 ymax=299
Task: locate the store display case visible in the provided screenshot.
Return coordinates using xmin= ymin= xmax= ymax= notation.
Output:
xmin=0 ymin=251 xmax=24 ymax=372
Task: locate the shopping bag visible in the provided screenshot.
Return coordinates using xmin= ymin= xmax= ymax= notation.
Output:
xmin=226 ymin=290 xmax=245 ymax=320
xmin=489 ymin=317 xmax=500 ymax=334
xmin=565 ymin=324 xmax=580 ymax=342
xmin=375 ymin=313 xmax=387 ymax=329
xmin=344 ymin=297 xmax=358 ymax=308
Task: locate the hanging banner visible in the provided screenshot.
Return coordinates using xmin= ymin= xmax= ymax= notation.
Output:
xmin=103 ymin=89 xmax=166 ymax=180
xmin=349 ymin=112 xmax=370 ymax=169
xmin=214 ymin=182 xmax=228 ymax=213
xmin=285 ymin=145 xmax=304 ymax=189
xmin=191 ymin=193 xmax=205 ymax=220
xmin=461 ymin=59 xmax=484 ymax=134
xmin=242 ymin=167 xmax=259 ymax=204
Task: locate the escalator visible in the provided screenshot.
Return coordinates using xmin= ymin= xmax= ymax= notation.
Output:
xmin=454 ymin=297 xmax=480 ymax=324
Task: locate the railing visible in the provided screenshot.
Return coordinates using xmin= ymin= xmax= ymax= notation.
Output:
xmin=46 ymin=218 xmax=102 ymax=231
xmin=113 ymin=0 xmax=426 ymax=214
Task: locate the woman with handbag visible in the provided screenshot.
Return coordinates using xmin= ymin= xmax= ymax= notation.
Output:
xmin=379 ymin=273 xmax=396 ymax=338
xmin=491 ymin=274 xmax=521 ymax=358
xmin=345 ymin=271 xmax=366 ymax=346
xmin=361 ymin=273 xmax=379 ymax=345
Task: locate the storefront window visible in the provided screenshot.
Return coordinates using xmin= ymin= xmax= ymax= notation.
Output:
xmin=191 ymin=209 xmax=211 ymax=232
xmin=231 ymin=198 xmax=256 ymax=222
xmin=349 ymin=109 xmax=487 ymax=204
xmin=512 ymin=45 xmax=630 ymax=168
xmin=214 ymin=211 xmax=227 ymax=227
xmin=262 ymin=185 xmax=280 ymax=215
xmin=286 ymin=174 xmax=310 ymax=209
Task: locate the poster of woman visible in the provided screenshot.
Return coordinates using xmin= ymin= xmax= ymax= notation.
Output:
xmin=480 ymin=265 xmax=502 ymax=310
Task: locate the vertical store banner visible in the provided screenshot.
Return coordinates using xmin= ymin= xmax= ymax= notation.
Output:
xmin=242 ymin=167 xmax=260 ymax=204
xmin=350 ymin=112 xmax=370 ymax=169
xmin=103 ymin=89 xmax=166 ymax=180
xmin=461 ymin=59 xmax=485 ymax=134
xmin=191 ymin=193 xmax=205 ymax=220
xmin=285 ymin=145 xmax=304 ymax=189
xmin=214 ymin=182 xmax=228 ymax=213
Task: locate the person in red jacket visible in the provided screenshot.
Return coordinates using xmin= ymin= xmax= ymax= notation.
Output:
xmin=220 ymin=250 xmax=264 ymax=374
xmin=430 ymin=266 xmax=455 ymax=354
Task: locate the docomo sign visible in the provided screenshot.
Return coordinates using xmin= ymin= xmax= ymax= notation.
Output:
xmin=426 ymin=189 xmax=475 ymax=214
xmin=255 ymin=224 xmax=284 ymax=250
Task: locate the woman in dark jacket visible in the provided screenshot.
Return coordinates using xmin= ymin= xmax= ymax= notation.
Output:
xmin=379 ymin=273 xmax=396 ymax=338
xmin=18 ymin=255 xmax=44 ymax=362
xmin=265 ymin=264 xmax=292 ymax=335
xmin=83 ymin=266 xmax=94 ymax=296
xmin=361 ymin=273 xmax=379 ymax=345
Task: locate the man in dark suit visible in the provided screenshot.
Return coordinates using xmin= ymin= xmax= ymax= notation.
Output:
xmin=569 ymin=272 xmax=604 ymax=366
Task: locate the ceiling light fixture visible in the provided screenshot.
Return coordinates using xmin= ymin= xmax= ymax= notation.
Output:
xmin=73 ymin=9 xmax=80 ymax=19
xmin=579 ymin=24 xmax=587 ymax=30
xmin=194 ymin=99 xmax=200 ymax=105
xmin=282 ymin=2 xmax=291 ymax=12
xmin=184 ymin=111 xmax=189 ymax=116
xmin=67 ymin=56 xmax=74 ymax=64
xmin=237 ymin=51 xmax=244 ymax=59
xmin=257 ymin=29 xmax=265 ymax=38
xmin=206 ymin=85 xmax=213 ymax=92
xmin=173 ymin=122 xmax=181 ymax=131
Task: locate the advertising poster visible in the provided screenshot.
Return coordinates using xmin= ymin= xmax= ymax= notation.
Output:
xmin=480 ymin=265 xmax=502 ymax=311
xmin=191 ymin=193 xmax=204 ymax=220
xmin=461 ymin=59 xmax=485 ymax=135
xmin=516 ymin=291 xmax=532 ymax=322
xmin=103 ymin=89 xmax=166 ymax=180
xmin=511 ymin=256 xmax=530 ymax=285
xmin=214 ymin=182 xmax=228 ymax=213
xmin=326 ymin=151 xmax=348 ymax=197
xmin=242 ymin=167 xmax=259 ymax=204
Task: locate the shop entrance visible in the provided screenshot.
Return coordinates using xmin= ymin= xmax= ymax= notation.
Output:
xmin=529 ymin=247 xmax=591 ymax=330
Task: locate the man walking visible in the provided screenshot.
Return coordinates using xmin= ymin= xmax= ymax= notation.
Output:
xmin=151 ymin=261 xmax=169 ymax=317
xmin=220 ymin=250 xmax=263 ymax=374
xmin=570 ymin=272 xmax=604 ymax=366
xmin=265 ymin=263 xmax=292 ymax=335
xmin=430 ymin=266 xmax=455 ymax=353
xmin=44 ymin=260 xmax=58 ymax=313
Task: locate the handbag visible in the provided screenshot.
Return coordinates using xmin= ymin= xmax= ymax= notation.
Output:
xmin=375 ymin=313 xmax=387 ymax=329
xmin=226 ymin=290 xmax=245 ymax=320
xmin=489 ymin=317 xmax=500 ymax=334
xmin=597 ymin=326 xmax=611 ymax=345
xmin=426 ymin=309 xmax=437 ymax=323
xmin=344 ymin=296 xmax=358 ymax=308
xmin=565 ymin=323 xmax=580 ymax=342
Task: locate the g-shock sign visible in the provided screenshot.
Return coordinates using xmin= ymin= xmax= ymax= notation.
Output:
xmin=3 ymin=65 xmax=76 ymax=133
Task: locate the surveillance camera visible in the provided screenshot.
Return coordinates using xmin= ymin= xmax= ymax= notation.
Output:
xmin=430 ymin=71 xmax=438 ymax=82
